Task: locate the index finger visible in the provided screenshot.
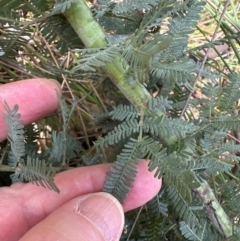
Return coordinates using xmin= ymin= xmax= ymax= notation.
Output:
xmin=0 ymin=78 xmax=61 ymax=142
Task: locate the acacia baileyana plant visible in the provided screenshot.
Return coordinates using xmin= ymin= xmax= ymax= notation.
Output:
xmin=0 ymin=0 xmax=240 ymax=240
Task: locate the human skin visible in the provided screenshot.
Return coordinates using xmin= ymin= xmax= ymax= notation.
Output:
xmin=0 ymin=79 xmax=162 ymax=241
xmin=0 ymin=78 xmax=62 ymax=142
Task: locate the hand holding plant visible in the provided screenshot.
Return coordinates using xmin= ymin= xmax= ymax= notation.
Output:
xmin=0 ymin=79 xmax=161 ymax=241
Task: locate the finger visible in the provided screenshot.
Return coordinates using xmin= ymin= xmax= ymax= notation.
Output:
xmin=0 ymin=161 xmax=161 ymax=241
xmin=0 ymin=78 xmax=61 ymax=142
xmin=20 ymin=193 xmax=124 ymax=241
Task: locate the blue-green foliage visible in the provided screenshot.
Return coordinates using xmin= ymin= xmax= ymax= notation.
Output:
xmin=1 ymin=0 xmax=240 ymax=240
xmin=65 ymin=0 xmax=240 ymax=239
xmin=157 ymin=0 xmax=206 ymax=62
xmin=102 ymin=138 xmax=142 ymax=203
xmin=220 ymin=181 xmax=240 ymax=215
xmin=109 ymin=104 xmax=138 ymax=121
xmin=3 ymin=97 xmax=82 ymax=193
xmin=148 ymin=95 xmax=173 ymax=114
xmin=96 ymin=119 xmax=140 ymax=147
xmin=49 ymin=131 xmax=83 ymax=164
xmin=52 ymin=0 xmax=78 ymax=14
xmin=14 ymin=157 xmax=60 ymax=193
xmin=147 ymin=192 xmax=168 ymax=218
xmin=0 ymin=0 xmax=81 ymax=56
xmin=72 ymin=46 xmax=120 ymax=72
xmin=179 ymin=220 xmax=220 ymax=241
xmin=220 ymin=73 xmax=240 ymax=111
xmin=168 ymin=187 xmax=201 ymax=229
xmin=3 ymin=102 xmax=25 ymax=166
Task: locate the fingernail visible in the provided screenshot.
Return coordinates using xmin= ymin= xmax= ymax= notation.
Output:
xmin=76 ymin=192 xmax=124 ymax=241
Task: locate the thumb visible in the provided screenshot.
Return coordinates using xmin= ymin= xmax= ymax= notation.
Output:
xmin=20 ymin=192 xmax=124 ymax=241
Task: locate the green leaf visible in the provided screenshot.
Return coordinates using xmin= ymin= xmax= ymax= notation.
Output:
xmin=95 ymin=119 xmax=140 ymax=147
xmin=73 ymin=46 xmax=120 ymax=72
xmin=4 ymin=102 xmax=25 ymax=167
xmin=14 ymin=157 xmax=60 ymax=193
xmin=102 ymin=138 xmax=142 ymax=203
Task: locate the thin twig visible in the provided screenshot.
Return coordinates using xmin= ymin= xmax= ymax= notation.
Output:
xmin=126 ymin=205 xmax=143 ymax=241
xmin=89 ymin=81 xmax=108 ymax=112
xmin=180 ymin=0 xmax=230 ymax=119
xmin=227 ymin=133 xmax=240 ymax=144
xmin=0 ymin=164 xmax=64 ymax=173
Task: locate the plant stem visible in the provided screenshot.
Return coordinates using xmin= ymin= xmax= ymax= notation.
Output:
xmin=193 ymin=180 xmax=233 ymax=237
xmin=64 ymin=0 xmax=233 ymax=237
xmin=0 ymin=164 xmax=62 ymax=172
xmin=64 ymin=0 xmax=152 ymax=112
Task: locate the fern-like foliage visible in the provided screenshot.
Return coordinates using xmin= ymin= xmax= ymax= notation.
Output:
xmin=199 ymin=83 xmax=222 ymax=119
xmin=112 ymin=0 xmax=159 ymax=14
xmin=144 ymin=140 xmax=200 ymax=202
xmin=180 ymin=221 xmax=201 ymax=241
xmin=2 ymin=96 xmax=83 ymax=193
xmin=143 ymin=115 xmax=196 ymax=139
xmin=108 ymin=104 xmax=138 ymax=121
xmin=96 ymin=109 xmax=196 ymax=147
xmin=52 ymin=0 xmax=78 ymax=14
xmin=52 ymin=96 xmax=82 ymax=165
xmin=157 ymin=0 xmax=206 ymax=62
xmin=143 ymin=217 xmax=165 ymax=241
xmin=194 ymin=132 xmax=234 ymax=173
xmin=0 ymin=0 xmax=81 ymax=57
xmin=150 ymin=60 xmax=197 ymax=88
xmin=168 ymin=187 xmax=201 ymax=229
xmin=2 ymin=0 xmax=240 ymax=240
xmin=148 ymin=95 xmax=173 ymax=114
xmin=197 ymin=72 xmax=240 ymax=123
xmin=121 ymin=44 xmax=151 ymax=83
xmin=38 ymin=14 xmax=81 ymax=54
xmin=95 ymin=104 xmax=200 ymax=206
xmin=219 ymin=73 xmax=240 ymax=112
xmin=14 ymin=157 xmax=60 ymax=193
xmin=49 ymin=131 xmax=83 ymax=164
xmin=146 ymin=192 xmax=168 ymax=218
xmin=180 ymin=215 xmax=221 ymax=241
xmin=0 ymin=1 xmax=38 ymax=55
xmin=187 ymin=157 xmax=233 ymax=176
xmin=72 ymin=46 xmax=120 ymax=72
xmin=143 ymin=0 xmax=207 ymax=96
xmin=59 ymin=94 xmax=71 ymax=134
xmin=199 ymin=130 xmax=226 ymax=153
xmin=211 ymin=115 xmax=240 ymax=132
xmin=99 ymin=127 xmax=200 ymax=205
xmin=95 ymin=119 xmax=139 ymax=147
xmin=58 ymin=94 xmax=79 ymax=135
xmin=139 ymin=0 xmax=189 ymax=34
xmin=102 ymin=138 xmax=142 ymax=203
xmin=3 ymin=102 xmax=25 ymax=167
xmin=92 ymin=0 xmax=205 ymax=86
xmin=220 ymin=181 xmax=240 ymax=217
xmin=121 ymin=34 xmax=173 ymax=83
xmin=3 ymin=101 xmax=60 ymax=192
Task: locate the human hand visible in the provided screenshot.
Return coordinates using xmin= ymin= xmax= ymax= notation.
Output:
xmin=0 ymin=79 xmax=162 ymax=241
